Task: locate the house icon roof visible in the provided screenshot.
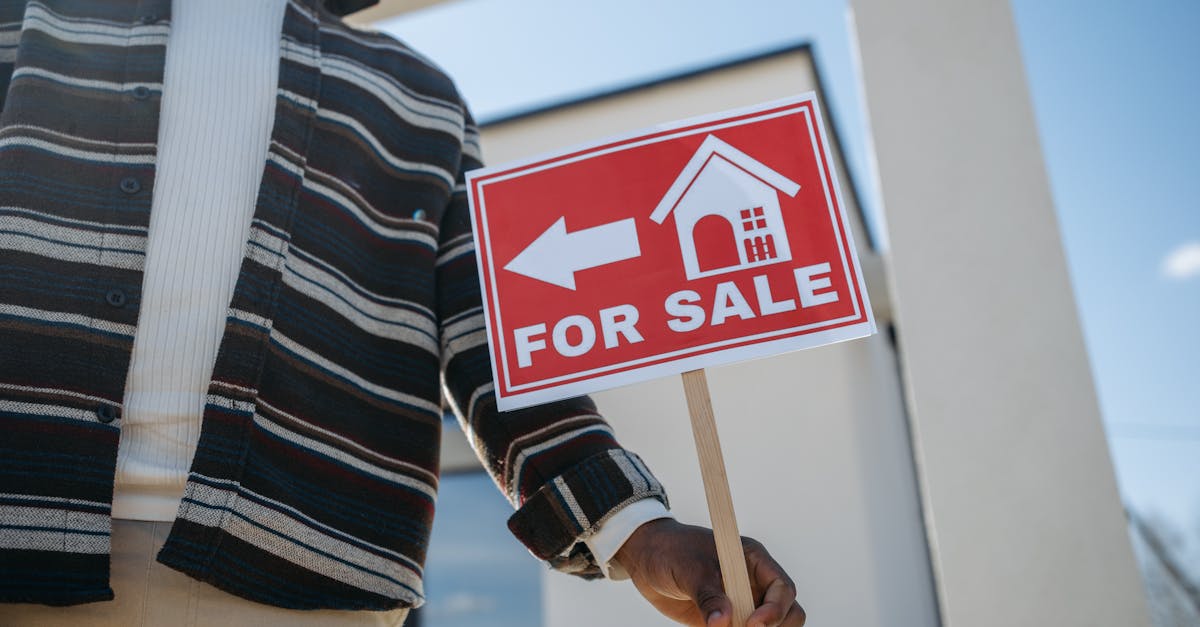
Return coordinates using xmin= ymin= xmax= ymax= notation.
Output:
xmin=650 ymin=134 xmax=801 ymax=225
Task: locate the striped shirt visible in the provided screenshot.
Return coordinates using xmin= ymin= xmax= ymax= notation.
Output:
xmin=0 ymin=0 xmax=667 ymax=610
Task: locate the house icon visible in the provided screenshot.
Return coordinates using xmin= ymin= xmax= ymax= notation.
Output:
xmin=651 ymin=134 xmax=801 ymax=281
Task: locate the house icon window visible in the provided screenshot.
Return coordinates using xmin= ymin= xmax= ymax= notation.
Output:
xmin=651 ymin=135 xmax=801 ymax=281
xmin=740 ymin=207 xmax=778 ymax=263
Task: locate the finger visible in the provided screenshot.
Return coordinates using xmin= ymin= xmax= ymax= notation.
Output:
xmin=747 ymin=576 xmax=795 ymax=626
xmin=746 ymin=552 xmax=795 ymax=603
xmin=741 ymin=538 xmax=781 ymax=597
xmin=781 ymin=602 xmax=807 ymax=626
xmin=740 ymin=538 xmax=799 ymax=627
xmin=696 ymin=586 xmax=732 ymax=627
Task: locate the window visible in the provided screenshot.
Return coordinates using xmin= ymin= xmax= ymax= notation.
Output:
xmin=414 ymin=419 xmax=543 ymax=626
xmin=740 ymin=207 xmax=767 ymax=232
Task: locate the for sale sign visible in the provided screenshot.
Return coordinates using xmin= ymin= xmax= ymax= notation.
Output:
xmin=467 ymin=94 xmax=875 ymax=410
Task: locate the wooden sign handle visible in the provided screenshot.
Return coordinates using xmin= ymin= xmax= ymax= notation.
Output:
xmin=682 ymin=369 xmax=755 ymax=626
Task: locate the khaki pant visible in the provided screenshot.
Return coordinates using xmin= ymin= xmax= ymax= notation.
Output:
xmin=0 ymin=519 xmax=409 ymax=627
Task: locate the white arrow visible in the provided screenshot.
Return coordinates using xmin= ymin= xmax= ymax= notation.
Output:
xmin=504 ymin=217 xmax=641 ymax=290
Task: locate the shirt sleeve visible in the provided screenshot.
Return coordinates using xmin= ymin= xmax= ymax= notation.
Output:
xmin=436 ymin=112 xmax=670 ymax=579
xmin=584 ymin=498 xmax=674 ymax=580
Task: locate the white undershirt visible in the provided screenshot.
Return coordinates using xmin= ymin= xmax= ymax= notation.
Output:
xmin=113 ymin=0 xmax=287 ymax=521
xmin=111 ymin=0 xmax=668 ymax=577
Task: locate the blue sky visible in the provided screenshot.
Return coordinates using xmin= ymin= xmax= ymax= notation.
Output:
xmin=1009 ymin=0 xmax=1200 ymax=533
xmin=379 ymin=0 xmax=1200 ymax=611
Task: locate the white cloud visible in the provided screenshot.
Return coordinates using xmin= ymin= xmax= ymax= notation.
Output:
xmin=1162 ymin=242 xmax=1200 ymax=280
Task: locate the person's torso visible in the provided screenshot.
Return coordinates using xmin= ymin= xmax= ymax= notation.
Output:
xmin=0 ymin=0 xmax=472 ymax=609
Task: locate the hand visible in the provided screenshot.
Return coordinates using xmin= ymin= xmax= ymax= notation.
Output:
xmin=614 ymin=518 xmax=805 ymax=627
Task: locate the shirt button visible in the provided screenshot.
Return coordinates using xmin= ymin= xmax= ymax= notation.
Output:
xmin=139 ymin=14 xmax=159 ymax=25
xmin=105 ymin=289 xmax=127 ymax=308
xmin=412 ymin=208 xmax=427 ymax=221
xmin=132 ymin=86 xmax=151 ymax=100
xmin=97 ymin=404 xmax=119 ymax=424
xmin=120 ymin=177 xmax=141 ymax=194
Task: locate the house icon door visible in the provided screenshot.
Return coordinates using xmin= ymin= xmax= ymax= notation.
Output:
xmin=650 ymin=135 xmax=801 ymax=281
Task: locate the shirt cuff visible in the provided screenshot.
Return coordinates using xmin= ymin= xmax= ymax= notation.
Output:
xmin=583 ymin=498 xmax=674 ymax=580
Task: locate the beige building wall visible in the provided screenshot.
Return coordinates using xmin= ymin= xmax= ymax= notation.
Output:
xmin=481 ymin=49 xmax=938 ymax=627
xmin=848 ymin=0 xmax=1149 ymax=625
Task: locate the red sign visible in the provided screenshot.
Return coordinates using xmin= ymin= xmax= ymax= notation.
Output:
xmin=467 ymin=94 xmax=875 ymax=410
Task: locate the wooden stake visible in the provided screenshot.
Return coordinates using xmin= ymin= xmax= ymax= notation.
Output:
xmin=682 ymin=368 xmax=755 ymax=626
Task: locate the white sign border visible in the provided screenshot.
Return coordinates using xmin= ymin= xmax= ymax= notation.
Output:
xmin=467 ymin=93 xmax=876 ymax=411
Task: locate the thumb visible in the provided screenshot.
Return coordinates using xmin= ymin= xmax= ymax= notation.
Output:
xmin=695 ymin=584 xmax=733 ymax=627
